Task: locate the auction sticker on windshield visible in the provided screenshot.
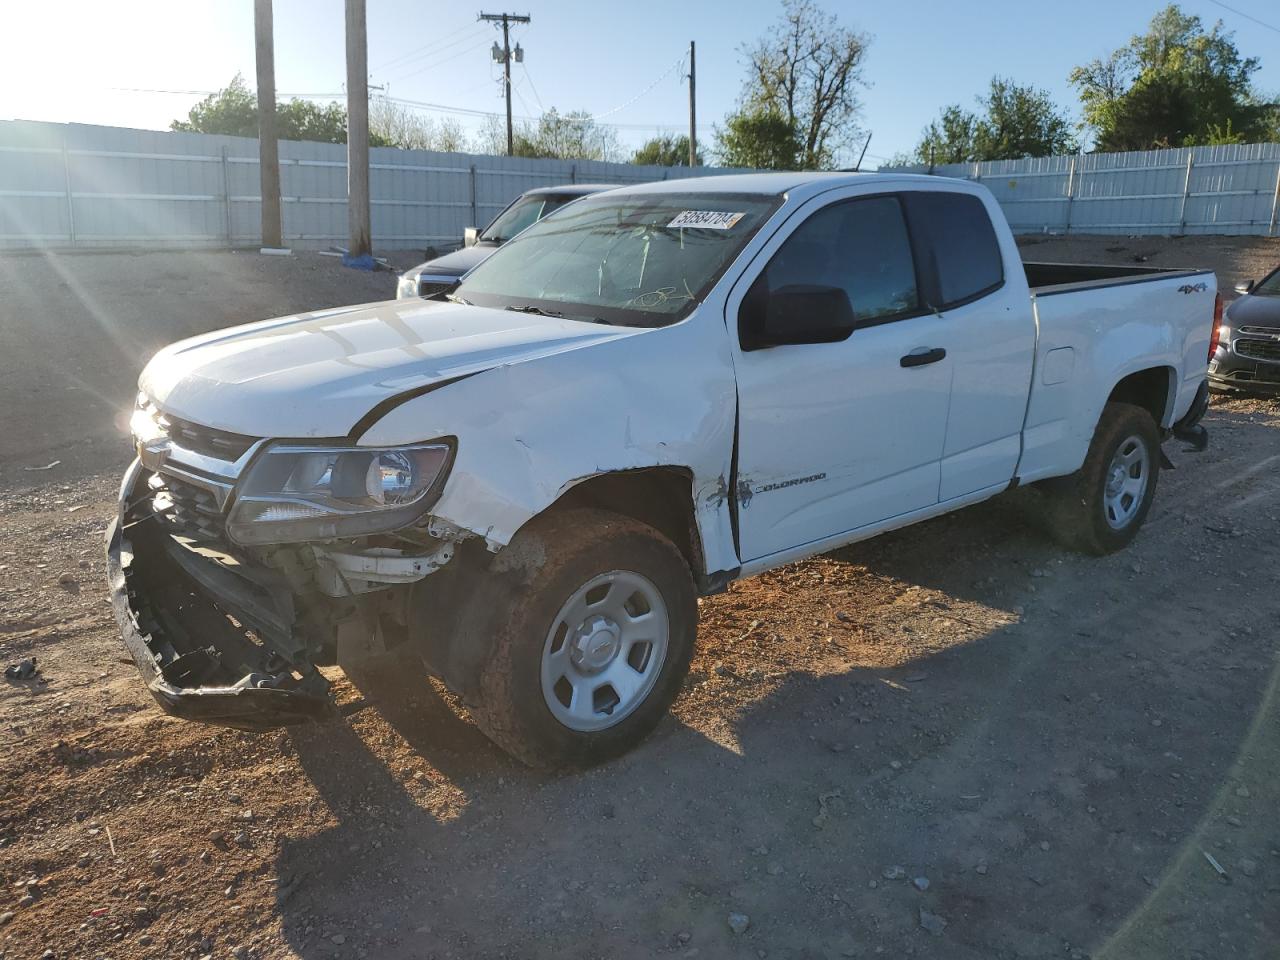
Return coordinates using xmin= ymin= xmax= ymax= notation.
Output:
xmin=668 ymin=210 xmax=746 ymax=229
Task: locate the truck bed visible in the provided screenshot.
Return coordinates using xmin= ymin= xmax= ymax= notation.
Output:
xmin=1015 ymin=263 xmax=1216 ymax=487
xmin=1023 ymin=260 xmax=1206 ymax=293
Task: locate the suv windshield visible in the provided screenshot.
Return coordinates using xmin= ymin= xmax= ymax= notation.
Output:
xmin=1253 ymin=266 xmax=1280 ymax=297
xmin=457 ymin=192 xmax=781 ymax=326
xmin=479 ymin=194 xmax=576 ymax=244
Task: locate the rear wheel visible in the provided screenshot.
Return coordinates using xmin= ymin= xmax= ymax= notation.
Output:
xmin=464 ymin=508 xmax=697 ymax=768
xmin=1039 ymin=402 xmax=1161 ymax=555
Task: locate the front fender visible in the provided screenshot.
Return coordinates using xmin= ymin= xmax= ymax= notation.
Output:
xmin=355 ymin=310 xmax=741 ymax=577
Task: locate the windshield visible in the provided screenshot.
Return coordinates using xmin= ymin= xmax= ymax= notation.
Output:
xmin=1253 ymin=266 xmax=1280 ymax=296
xmin=480 ymin=194 xmax=576 ymax=244
xmin=457 ymin=192 xmax=781 ymax=326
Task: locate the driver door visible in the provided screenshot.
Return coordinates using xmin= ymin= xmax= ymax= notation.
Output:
xmin=731 ymin=192 xmax=954 ymax=563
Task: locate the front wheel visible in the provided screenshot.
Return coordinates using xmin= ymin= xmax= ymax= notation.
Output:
xmin=1039 ymin=402 xmax=1162 ymax=555
xmin=465 ymin=508 xmax=697 ymax=768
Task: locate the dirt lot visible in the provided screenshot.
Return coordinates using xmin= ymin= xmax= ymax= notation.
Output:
xmin=1 ymin=238 xmax=1279 ymax=960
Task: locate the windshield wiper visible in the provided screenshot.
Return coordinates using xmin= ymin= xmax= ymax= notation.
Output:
xmin=505 ymin=304 xmax=565 ymax=318
xmin=504 ymin=303 xmax=610 ymax=325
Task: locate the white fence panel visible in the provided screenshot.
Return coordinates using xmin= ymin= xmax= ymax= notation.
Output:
xmin=887 ymin=142 xmax=1280 ymax=236
xmin=0 ymin=120 xmax=749 ymax=252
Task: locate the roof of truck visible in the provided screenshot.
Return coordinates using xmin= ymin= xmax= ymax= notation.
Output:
xmin=522 ymin=183 xmax=618 ymax=197
xmin=611 ymin=171 xmax=961 ymax=198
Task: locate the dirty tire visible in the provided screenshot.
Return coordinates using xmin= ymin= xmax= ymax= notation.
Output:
xmin=464 ymin=508 xmax=697 ymax=769
xmin=1039 ymin=402 xmax=1162 ymax=556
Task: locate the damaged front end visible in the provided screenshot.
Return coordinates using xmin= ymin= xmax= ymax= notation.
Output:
xmin=107 ymin=405 xmax=470 ymax=731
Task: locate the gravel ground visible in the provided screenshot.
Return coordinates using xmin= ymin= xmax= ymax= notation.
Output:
xmin=1 ymin=238 xmax=1278 ymax=960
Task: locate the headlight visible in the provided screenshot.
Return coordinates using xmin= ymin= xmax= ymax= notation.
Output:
xmin=226 ymin=441 xmax=453 ymax=545
xmin=396 ymin=273 xmax=420 ymax=300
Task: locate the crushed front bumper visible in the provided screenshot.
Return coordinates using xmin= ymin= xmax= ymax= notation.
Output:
xmin=106 ymin=460 xmax=332 ymax=731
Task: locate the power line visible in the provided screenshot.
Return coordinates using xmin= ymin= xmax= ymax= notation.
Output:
xmin=384 ymin=34 xmax=495 ymax=83
xmin=1205 ymin=0 xmax=1280 ymax=34
xmin=371 ymin=21 xmax=486 ymax=72
xmin=583 ymin=53 xmax=687 ymax=122
xmin=519 ymin=62 xmax=546 ymax=113
xmin=383 ymin=93 xmax=714 ymax=131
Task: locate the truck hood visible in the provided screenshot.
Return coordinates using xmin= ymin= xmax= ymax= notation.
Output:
xmin=140 ymin=299 xmax=640 ymax=439
xmin=1226 ymin=292 xmax=1280 ymax=330
xmin=408 ymin=243 xmax=496 ymax=279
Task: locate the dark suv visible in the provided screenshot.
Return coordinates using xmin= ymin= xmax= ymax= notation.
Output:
xmin=1210 ymin=264 xmax=1280 ymax=395
xmin=396 ymin=184 xmax=617 ymax=300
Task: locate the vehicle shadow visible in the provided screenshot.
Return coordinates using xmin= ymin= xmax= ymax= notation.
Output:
xmin=273 ymin=488 xmax=1277 ymax=959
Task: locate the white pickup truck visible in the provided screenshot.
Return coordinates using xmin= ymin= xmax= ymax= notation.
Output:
xmin=109 ymin=172 xmax=1217 ymax=766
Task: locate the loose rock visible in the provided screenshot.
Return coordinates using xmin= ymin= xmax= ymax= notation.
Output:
xmin=727 ymin=913 xmax=750 ymax=935
xmin=1239 ymin=858 xmax=1259 ymax=878
xmin=913 ymin=876 xmax=930 ymax=891
xmin=919 ymin=907 xmax=947 ymax=936
xmin=882 ymin=865 xmax=906 ymax=880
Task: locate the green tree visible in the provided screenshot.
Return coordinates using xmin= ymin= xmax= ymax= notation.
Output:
xmin=908 ymin=78 xmax=1075 ymax=165
xmin=369 ymin=97 xmax=469 ymax=151
xmin=171 ymin=74 xmax=259 ymax=138
xmin=171 ymin=74 xmax=392 ymax=146
xmin=734 ymin=0 xmax=870 ymax=169
xmin=476 ymin=109 xmax=622 ymax=161
xmin=631 ymin=134 xmax=701 ymax=166
xmin=1069 ymin=4 xmax=1278 ymax=150
xmin=714 ymin=107 xmax=800 ymax=170
xmin=913 ymin=105 xmax=978 ymax=166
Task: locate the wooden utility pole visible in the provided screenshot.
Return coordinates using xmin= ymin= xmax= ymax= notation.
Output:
xmin=345 ymin=0 xmax=371 ymax=258
xmin=479 ymin=12 xmax=531 ymax=156
xmin=253 ymin=0 xmax=283 ymax=249
xmin=687 ymin=41 xmax=697 ymax=168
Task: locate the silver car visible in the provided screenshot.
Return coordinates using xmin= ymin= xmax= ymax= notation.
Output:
xmin=396 ymin=184 xmax=618 ymax=299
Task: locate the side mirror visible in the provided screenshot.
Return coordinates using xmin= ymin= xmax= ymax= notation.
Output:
xmin=739 ymin=282 xmax=857 ymax=351
xmin=463 ymin=226 xmax=479 ymax=248
xmin=1234 ymin=279 xmax=1254 ymax=295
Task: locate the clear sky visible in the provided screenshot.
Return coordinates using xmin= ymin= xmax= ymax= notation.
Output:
xmin=2 ymin=0 xmax=1277 ymax=166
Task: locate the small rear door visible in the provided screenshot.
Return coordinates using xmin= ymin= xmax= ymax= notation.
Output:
xmin=901 ymin=190 xmax=1036 ymax=501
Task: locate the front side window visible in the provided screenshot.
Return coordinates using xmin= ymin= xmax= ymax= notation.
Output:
xmin=479 ymin=196 xmax=550 ymax=243
xmin=758 ymin=195 xmax=920 ymax=326
xmin=457 ymin=192 xmax=781 ymax=327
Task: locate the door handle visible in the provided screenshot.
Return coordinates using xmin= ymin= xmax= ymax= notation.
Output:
xmin=900 ymin=347 xmax=947 ymax=368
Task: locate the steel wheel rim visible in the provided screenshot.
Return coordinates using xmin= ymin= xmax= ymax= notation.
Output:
xmin=540 ymin=569 xmax=669 ymax=733
xmin=1103 ymin=434 xmax=1150 ymax=530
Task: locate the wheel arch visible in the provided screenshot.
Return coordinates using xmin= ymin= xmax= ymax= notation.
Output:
xmin=1105 ymin=365 xmax=1177 ymax=429
xmin=538 ymin=466 xmax=710 ymax=588
xmin=411 ymin=466 xmax=715 ymax=701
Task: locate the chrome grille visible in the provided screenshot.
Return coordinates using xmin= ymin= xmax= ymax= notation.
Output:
xmin=149 ymin=472 xmax=227 ymax=544
xmin=417 ymin=280 xmax=456 ymax=298
xmin=1235 ymin=339 xmax=1280 ymax=364
xmin=156 ymin=413 xmax=258 ymax=461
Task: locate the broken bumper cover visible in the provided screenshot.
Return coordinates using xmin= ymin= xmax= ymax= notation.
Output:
xmin=106 ymin=461 xmax=332 ymax=731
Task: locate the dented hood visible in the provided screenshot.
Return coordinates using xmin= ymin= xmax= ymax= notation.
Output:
xmin=140 ymin=298 xmax=639 ymax=439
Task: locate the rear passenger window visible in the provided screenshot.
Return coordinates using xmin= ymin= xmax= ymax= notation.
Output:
xmin=910 ymin=192 xmax=1004 ymax=307
xmin=761 ymin=195 xmax=919 ymax=325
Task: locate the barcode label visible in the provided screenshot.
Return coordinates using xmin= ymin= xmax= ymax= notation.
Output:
xmin=667 ymin=210 xmax=746 ymax=230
